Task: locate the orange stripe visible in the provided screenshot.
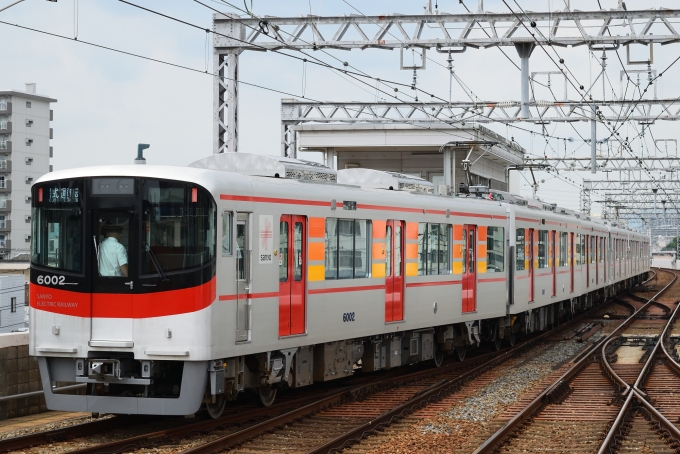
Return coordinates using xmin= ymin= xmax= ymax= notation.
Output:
xmin=221 ymin=194 xmax=331 ymax=206
xmin=478 ymin=243 xmax=487 ymax=258
xmin=372 ymin=242 xmax=386 ymax=260
xmin=453 ymin=224 xmax=463 ymax=241
xmin=405 ymin=243 xmax=419 ymax=260
xmin=308 ymin=242 xmax=325 ymax=261
xmin=478 ymin=225 xmax=487 ymax=240
xmin=453 ymin=243 xmax=463 ymax=259
xmin=373 ymin=220 xmax=386 ymax=239
xmin=406 ymin=222 xmax=419 ymax=240
xmin=308 ymin=217 xmax=325 ymax=238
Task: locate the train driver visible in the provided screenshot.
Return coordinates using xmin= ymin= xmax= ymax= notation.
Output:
xmin=99 ymin=224 xmax=129 ymax=277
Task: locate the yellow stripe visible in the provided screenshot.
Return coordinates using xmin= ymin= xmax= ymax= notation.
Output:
xmin=452 ymin=261 xmax=463 ymax=275
xmin=308 ymin=265 xmax=325 ymax=281
xmin=372 ymin=263 xmax=386 ymax=278
xmin=478 ymin=261 xmax=487 ymax=274
xmin=405 ymin=262 xmax=418 ymax=277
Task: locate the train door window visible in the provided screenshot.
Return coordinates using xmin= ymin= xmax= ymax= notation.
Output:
xmin=487 ymin=227 xmax=504 ymax=272
xmin=279 ymin=221 xmax=288 ymax=282
xmin=580 ymin=234 xmax=586 ymax=265
xmin=386 ymin=225 xmax=392 ymax=277
xmin=222 ymin=211 xmax=233 ymax=255
xmin=395 ymin=224 xmax=402 ymax=277
xmin=236 ymin=220 xmax=247 ymax=281
xmin=95 ymin=213 xmax=131 ymax=278
xmin=294 ymin=222 xmax=303 ymax=281
xmin=560 ymin=232 xmax=568 ymax=267
xmin=538 ymin=230 xmax=548 ymax=268
xmin=462 ymin=228 xmax=468 ymax=272
xmin=590 ymin=236 xmax=595 ymax=264
xmin=468 ymin=229 xmax=475 ymax=273
xmin=516 ymin=229 xmax=525 ymax=270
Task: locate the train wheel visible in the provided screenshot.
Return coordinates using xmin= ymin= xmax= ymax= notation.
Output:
xmin=206 ymin=395 xmax=226 ymax=419
xmin=433 ymin=344 xmax=444 ymax=368
xmin=494 ymin=334 xmax=502 ymax=351
xmin=456 ymin=346 xmax=466 ymax=362
xmin=256 ymin=386 xmax=277 ymax=407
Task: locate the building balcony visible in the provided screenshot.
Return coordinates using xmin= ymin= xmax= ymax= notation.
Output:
xmin=0 ymin=102 xmax=11 ymax=115
xmin=0 ymin=199 xmax=11 ymax=213
xmin=0 ymin=180 xmax=12 ymax=193
xmin=0 ymin=220 xmax=12 ymax=232
xmin=0 ymin=141 xmax=11 ymax=154
xmin=0 ymin=122 xmax=11 ymax=134
xmin=0 ymin=160 xmax=12 ymax=173
xmin=0 ymin=240 xmax=11 ymax=252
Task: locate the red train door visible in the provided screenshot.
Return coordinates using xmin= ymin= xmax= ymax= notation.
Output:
xmin=462 ymin=225 xmax=477 ymax=312
xmin=551 ymin=231 xmax=556 ymax=297
xmin=279 ymin=215 xmax=306 ymax=336
xmin=528 ymin=228 xmax=535 ymax=301
xmin=585 ymin=235 xmax=590 ymax=288
xmin=570 ymin=232 xmax=574 ymax=293
xmin=385 ymin=220 xmax=405 ymax=322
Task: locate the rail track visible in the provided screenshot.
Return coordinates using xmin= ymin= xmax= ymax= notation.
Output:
xmin=0 ymin=274 xmax=662 ymax=454
xmin=472 ymin=268 xmax=680 ymax=454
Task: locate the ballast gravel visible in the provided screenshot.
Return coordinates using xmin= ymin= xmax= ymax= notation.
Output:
xmin=361 ymin=335 xmax=599 ymax=454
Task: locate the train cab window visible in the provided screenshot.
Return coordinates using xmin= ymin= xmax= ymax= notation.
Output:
xmin=142 ymin=180 xmax=216 ymax=274
xmin=487 ymin=227 xmax=504 ymax=272
xmin=515 ymin=229 xmax=525 ymax=271
xmin=559 ymin=232 xmax=568 ymax=267
xmin=222 ymin=211 xmax=233 ymax=255
xmin=279 ymin=221 xmax=288 ymax=282
xmin=538 ymin=230 xmax=548 ymax=268
xmin=31 ymin=181 xmax=83 ymax=273
xmin=325 ymin=218 xmax=371 ymax=279
xmin=418 ymin=223 xmax=451 ymax=275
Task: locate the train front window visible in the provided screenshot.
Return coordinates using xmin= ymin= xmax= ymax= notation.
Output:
xmin=142 ymin=180 xmax=216 ymax=274
xmin=31 ymin=182 xmax=83 ymax=273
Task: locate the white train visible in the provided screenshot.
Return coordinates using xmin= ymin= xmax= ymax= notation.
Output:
xmin=29 ymin=153 xmax=649 ymax=417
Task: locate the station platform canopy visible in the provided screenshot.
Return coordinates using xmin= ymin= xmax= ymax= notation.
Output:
xmin=293 ymin=124 xmax=525 ymax=194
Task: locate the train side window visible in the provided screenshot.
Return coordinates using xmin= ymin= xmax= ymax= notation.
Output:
xmin=418 ymin=222 xmax=451 ymax=275
xmin=487 ymin=227 xmax=504 ymax=272
xmin=515 ymin=229 xmax=525 ymax=271
xmin=324 ymin=218 xmax=371 ymax=279
xmin=222 ymin=211 xmax=233 ymax=255
xmin=279 ymin=221 xmax=288 ymax=282
xmin=538 ymin=230 xmax=548 ymax=268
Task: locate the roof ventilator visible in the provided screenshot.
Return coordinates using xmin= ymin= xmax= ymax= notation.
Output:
xmin=337 ymin=169 xmax=434 ymax=194
xmin=189 ymin=152 xmax=337 ymax=183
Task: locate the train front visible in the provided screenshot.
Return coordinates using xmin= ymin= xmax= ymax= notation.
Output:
xmin=29 ymin=172 xmax=217 ymax=415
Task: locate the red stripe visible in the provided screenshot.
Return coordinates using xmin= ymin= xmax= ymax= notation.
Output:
xmin=517 ymin=217 xmax=539 ymax=223
xmin=406 ymin=280 xmax=462 ymax=288
xmin=516 ymin=275 xmax=530 ymax=280
xmin=478 ymin=277 xmax=506 ymax=283
xmin=219 ymin=291 xmax=280 ymax=301
xmin=31 ymin=278 xmax=217 ymax=319
xmin=309 ymin=284 xmax=385 ymax=295
xmin=356 ymin=203 xmax=423 ymax=213
xmin=221 ymin=194 xmax=331 ymax=207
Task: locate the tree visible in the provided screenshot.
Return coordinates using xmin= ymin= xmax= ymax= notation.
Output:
xmin=663 ymin=237 xmax=678 ymax=251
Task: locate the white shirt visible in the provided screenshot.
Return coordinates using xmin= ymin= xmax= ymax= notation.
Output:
xmin=99 ymin=237 xmax=128 ymax=277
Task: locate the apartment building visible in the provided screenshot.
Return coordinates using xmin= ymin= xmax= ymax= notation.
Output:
xmin=0 ymin=83 xmax=55 ymax=259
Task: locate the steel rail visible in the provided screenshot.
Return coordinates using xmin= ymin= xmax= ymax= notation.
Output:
xmin=181 ymin=308 xmax=603 ymax=454
xmin=473 ymin=272 xmax=665 ymax=454
xmin=598 ymin=269 xmax=680 ymax=453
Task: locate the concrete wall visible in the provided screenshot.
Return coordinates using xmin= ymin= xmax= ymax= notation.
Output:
xmin=0 ymin=332 xmax=45 ymax=420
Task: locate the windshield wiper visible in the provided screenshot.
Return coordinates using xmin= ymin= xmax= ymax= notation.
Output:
xmin=144 ymin=242 xmax=170 ymax=282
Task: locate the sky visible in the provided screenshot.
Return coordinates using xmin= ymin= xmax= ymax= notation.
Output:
xmin=1 ymin=0 xmax=679 ymax=220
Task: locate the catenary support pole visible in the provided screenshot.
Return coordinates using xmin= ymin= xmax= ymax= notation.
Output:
xmin=515 ymin=43 xmax=535 ymax=119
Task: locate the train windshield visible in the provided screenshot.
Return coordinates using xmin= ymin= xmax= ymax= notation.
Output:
xmin=31 ymin=182 xmax=84 ymax=273
xmin=31 ymin=177 xmax=216 ymax=284
xmin=142 ymin=180 xmax=216 ymax=274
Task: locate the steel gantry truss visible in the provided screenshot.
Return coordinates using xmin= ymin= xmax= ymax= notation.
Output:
xmin=280 ymin=99 xmax=680 ymax=125
xmin=525 ymin=157 xmax=680 ymax=172
xmin=213 ymin=6 xmax=680 ymax=154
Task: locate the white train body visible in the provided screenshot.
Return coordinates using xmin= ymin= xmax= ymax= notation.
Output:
xmin=29 ymin=153 xmax=649 ymax=415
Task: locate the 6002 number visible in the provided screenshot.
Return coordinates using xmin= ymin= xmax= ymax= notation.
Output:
xmin=37 ymin=275 xmax=65 ymax=286
xmin=342 ymin=312 xmax=355 ymax=322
